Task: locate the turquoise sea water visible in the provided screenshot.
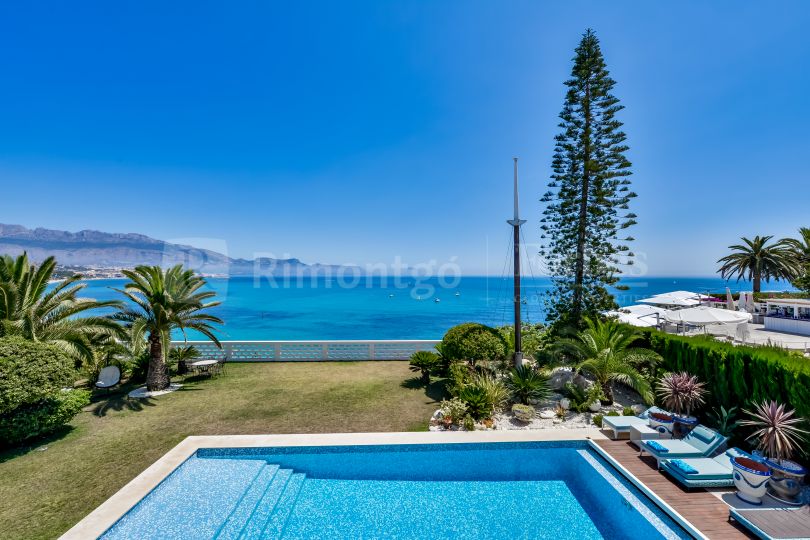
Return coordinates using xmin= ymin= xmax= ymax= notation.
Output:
xmin=101 ymin=442 xmax=690 ymax=540
xmin=80 ymin=276 xmax=793 ymax=340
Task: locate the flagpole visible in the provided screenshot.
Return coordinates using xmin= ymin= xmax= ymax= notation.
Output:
xmin=507 ymin=157 xmax=527 ymax=367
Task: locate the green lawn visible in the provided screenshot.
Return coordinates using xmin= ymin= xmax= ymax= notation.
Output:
xmin=0 ymin=362 xmax=445 ymax=540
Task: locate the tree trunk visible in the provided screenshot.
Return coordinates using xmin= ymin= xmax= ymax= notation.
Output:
xmin=601 ymin=381 xmax=614 ymax=405
xmin=753 ymin=269 xmax=761 ymax=293
xmin=146 ymin=332 xmax=170 ymax=391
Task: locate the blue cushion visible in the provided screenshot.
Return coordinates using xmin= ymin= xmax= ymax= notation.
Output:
xmin=670 ymin=459 xmax=698 ymax=475
xmin=689 ymin=426 xmax=716 ymax=444
xmin=647 ymin=440 xmax=669 ymax=453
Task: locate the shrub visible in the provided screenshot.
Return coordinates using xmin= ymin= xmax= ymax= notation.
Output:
xmin=409 ymin=351 xmax=441 ymax=383
xmin=592 ymin=414 xmax=604 ymax=427
xmin=441 ymin=323 xmax=508 ymax=366
xmin=469 ymin=372 xmax=510 ymax=411
xmin=457 ymin=386 xmax=494 ymax=420
xmin=462 ymin=415 xmax=476 ymax=431
xmin=0 ymin=337 xmax=77 ymax=414
xmin=447 ymin=361 xmax=472 ymax=397
xmin=622 ymin=406 xmax=635 ymax=416
xmin=506 ymin=366 xmax=551 ymax=405
xmin=512 ymin=403 xmax=535 ymax=422
xmin=0 ymin=337 xmax=87 ymax=446
xmin=0 ymin=389 xmax=90 ymax=445
xmin=439 ymin=398 xmax=468 ymax=425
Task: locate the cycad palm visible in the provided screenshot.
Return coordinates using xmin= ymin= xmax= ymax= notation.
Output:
xmin=0 ymin=253 xmax=122 ymax=362
xmin=717 ymin=235 xmax=796 ymax=293
xmin=113 ymin=265 xmax=222 ymax=391
xmin=558 ymin=317 xmax=658 ymax=404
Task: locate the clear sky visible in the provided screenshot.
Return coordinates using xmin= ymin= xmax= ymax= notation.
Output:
xmin=1 ymin=1 xmax=808 ymax=276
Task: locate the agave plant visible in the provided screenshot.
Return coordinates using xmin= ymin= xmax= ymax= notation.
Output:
xmin=741 ymin=401 xmax=808 ymax=462
xmin=656 ymin=372 xmax=707 ymax=417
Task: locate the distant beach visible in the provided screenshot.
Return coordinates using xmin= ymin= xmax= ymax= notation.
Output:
xmin=75 ymin=276 xmax=796 ymax=341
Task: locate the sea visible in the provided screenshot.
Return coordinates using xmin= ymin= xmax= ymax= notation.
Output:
xmin=78 ymin=276 xmax=796 ymax=341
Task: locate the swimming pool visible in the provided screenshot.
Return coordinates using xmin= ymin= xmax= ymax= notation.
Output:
xmin=100 ymin=441 xmax=691 ymax=539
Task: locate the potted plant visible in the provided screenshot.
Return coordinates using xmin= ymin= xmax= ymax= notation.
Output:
xmin=730 ymin=454 xmax=772 ymax=505
xmin=656 ymin=372 xmax=707 ymax=437
xmin=741 ymin=400 xmax=808 ymax=505
xmin=647 ymin=411 xmax=675 ymax=439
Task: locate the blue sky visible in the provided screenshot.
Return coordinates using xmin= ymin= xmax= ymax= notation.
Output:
xmin=1 ymin=1 xmax=809 ymax=276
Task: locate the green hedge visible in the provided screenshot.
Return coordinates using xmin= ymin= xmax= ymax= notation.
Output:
xmin=0 ymin=337 xmax=87 ymax=446
xmin=637 ymin=329 xmax=810 ymax=421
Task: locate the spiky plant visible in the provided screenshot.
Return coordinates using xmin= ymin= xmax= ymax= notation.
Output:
xmin=506 ymin=365 xmax=551 ymax=405
xmin=656 ymin=372 xmax=707 ymax=417
xmin=741 ymin=401 xmax=808 ymax=462
xmin=408 ymin=350 xmax=440 ymax=384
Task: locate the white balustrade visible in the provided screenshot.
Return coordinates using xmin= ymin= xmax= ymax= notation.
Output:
xmin=170 ymin=340 xmax=440 ymax=362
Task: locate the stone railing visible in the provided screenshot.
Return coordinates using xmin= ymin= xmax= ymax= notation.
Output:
xmin=170 ymin=340 xmax=440 ymax=362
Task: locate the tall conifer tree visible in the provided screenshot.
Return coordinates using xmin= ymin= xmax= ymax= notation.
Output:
xmin=540 ymin=29 xmax=636 ymax=327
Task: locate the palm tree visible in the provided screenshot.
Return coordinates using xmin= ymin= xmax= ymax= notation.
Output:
xmin=780 ymin=228 xmax=810 ymax=291
xmin=558 ymin=317 xmax=658 ymax=405
xmin=113 ymin=265 xmax=222 ymax=391
xmin=0 ymin=253 xmax=122 ymax=362
xmin=716 ymin=235 xmax=796 ymax=293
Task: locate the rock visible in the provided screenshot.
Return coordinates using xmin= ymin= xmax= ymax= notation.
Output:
xmin=631 ymin=404 xmax=646 ymax=415
xmin=432 ymin=409 xmax=444 ymax=420
xmin=548 ymin=368 xmax=575 ymax=390
xmin=538 ymin=408 xmax=556 ymax=420
xmin=588 ymin=401 xmax=602 ymax=412
xmin=559 ymin=398 xmax=571 ymax=410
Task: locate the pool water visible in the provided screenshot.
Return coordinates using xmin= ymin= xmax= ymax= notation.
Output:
xmin=101 ymin=441 xmax=691 ymax=539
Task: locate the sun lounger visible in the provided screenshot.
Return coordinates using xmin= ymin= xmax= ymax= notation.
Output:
xmin=602 ymin=406 xmax=667 ymax=439
xmin=660 ymin=448 xmax=748 ymax=488
xmin=729 ymin=507 xmax=810 ymax=540
xmin=639 ymin=425 xmax=727 ymax=468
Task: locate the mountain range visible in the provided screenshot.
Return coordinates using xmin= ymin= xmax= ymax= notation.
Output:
xmin=0 ymin=224 xmax=347 ymax=275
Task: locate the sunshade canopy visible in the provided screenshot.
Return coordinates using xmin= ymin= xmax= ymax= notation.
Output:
xmin=663 ymin=306 xmax=752 ymax=325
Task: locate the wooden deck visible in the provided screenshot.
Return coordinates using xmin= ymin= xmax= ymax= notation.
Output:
xmin=733 ymin=507 xmax=810 ymax=539
xmin=594 ymin=439 xmax=754 ymax=539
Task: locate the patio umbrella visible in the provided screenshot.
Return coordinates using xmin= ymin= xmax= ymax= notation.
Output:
xmin=664 ymin=306 xmax=752 ymax=326
xmin=726 ymin=287 xmax=735 ymax=310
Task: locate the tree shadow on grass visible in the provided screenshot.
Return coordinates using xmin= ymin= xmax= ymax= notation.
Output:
xmin=400 ymin=377 xmax=449 ymax=403
xmin=91 ymin=394 xmax=158 ymax=417
xmin=0 ymin=425 xmax=75 ymax=463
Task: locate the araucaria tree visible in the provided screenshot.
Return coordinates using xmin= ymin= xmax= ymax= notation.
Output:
xmin=540 ymin=29 xmax=636 ymax=328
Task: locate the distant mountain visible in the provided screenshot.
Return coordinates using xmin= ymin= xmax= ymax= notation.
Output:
xmin=0 ymin=224 xmax=349 ymax=276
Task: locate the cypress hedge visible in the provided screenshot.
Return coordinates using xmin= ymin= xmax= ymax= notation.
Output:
xmin=635 ymin=329 xmax=810 ymax=421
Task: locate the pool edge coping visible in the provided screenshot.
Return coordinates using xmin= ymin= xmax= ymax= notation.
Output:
xmin=61 ymin=429 xmax=617 ymax=540
xmin=587 ymin=440 xmax=707 ymax=540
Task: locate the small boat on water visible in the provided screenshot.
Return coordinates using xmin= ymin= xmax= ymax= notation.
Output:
xmin=455 ymin=292 xmax=461 ymax=296
xmin=388 ymin=294 xmax=394 ymax=298
xmin=434 ymin=298 xmax=441 ymax=303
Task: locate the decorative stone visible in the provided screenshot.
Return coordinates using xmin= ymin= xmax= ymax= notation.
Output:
xmin=588 ymin=401 xmax=601 ymax=412
xmin=538 ymin=408 xmax=556 ymax=419
xmin=128 ymin=383 xmax=182 ymax=399
xmin=631 ymin=404 xmax=646 ymax=415
xmin=559 ymin=398 xmax=571 ymax=410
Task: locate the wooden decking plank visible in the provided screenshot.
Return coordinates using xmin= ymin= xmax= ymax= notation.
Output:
xmin=594 ymin=439 xmax=753 ymax=539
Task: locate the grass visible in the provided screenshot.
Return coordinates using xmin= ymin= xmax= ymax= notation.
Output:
xmin=0 ymin=362 xmax=446 ymax=540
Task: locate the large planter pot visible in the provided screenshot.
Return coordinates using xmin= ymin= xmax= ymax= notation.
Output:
xmin=647 ymin=412 xmax=675 ymax=439
xmin=588 ymin=401 xmax=601 ymax=412
xmin=673 ymin=415 xmax=698 ymax=439
xmin=732 ymin=457 xmax=772 ymax=505
xmin=765 ymin=459 xmax=807 ymax=505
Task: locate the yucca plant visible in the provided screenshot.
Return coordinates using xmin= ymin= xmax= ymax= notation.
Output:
xmin=469 ymin=372 xmax=510 ymax=412
xmin=457 ymin=385 xmax=493 ymax=420
xmin=656 ymin=372 xmax=707 ymax=417
xmin=741 ymin=401 xmax=808 ymax=462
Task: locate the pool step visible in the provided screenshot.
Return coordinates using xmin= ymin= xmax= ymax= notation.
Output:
xmin=260 ymin=472 xmax=306 ymax=539
xmin=238 ymin=468 xmax=294 ymax=539
xmin=215 ymin=464 xmax=280 ymax=539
